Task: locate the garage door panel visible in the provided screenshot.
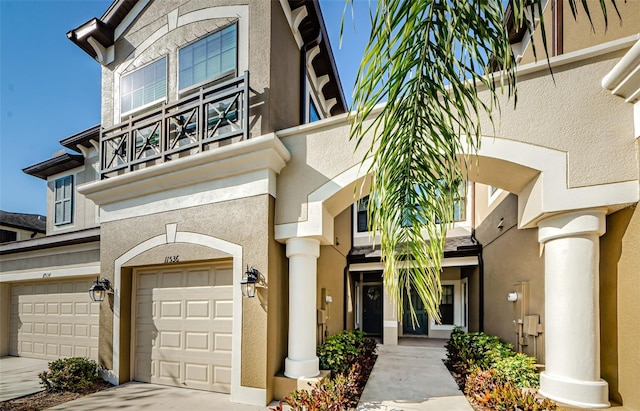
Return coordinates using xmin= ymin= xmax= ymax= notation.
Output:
xmin=10 ymin=278 xmax=99 ymax=361
xmin=134 ymin=263 xmax=232 ymax=393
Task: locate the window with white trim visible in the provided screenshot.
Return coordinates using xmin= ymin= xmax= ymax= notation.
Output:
xmin=54 ymin=175 xmax=73 ymax=225
xmin=439 ymin=284 xmax=455 ymax=325
xmin=179 ymin=24 xmax=237 ymax=91
xmin=120 ymin=57 xmax=167 ymax=115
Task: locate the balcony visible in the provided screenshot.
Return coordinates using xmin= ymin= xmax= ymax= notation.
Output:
xmin=100 ymin=72 xmax=249 ymax=179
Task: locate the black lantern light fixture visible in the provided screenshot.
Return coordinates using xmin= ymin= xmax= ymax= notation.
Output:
xmin=241 ymin=266 xmax=259 ymax=298
xmin=89 ymin=277 xmax=113 ymax=302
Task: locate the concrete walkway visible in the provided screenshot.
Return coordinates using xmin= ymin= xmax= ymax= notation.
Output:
xmin=357 ymin=341 xmax=473 ymax=411
xmin=0 ymin=356 xmax=49 ymax=401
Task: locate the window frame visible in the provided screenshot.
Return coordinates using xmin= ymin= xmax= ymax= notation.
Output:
xmin=120 ymin=55 xmax=168 ymax=118
xmin=54 ymin=175 xmax=74 ymax=226
xmin=177 ymin=22 xmax=239 ymax=95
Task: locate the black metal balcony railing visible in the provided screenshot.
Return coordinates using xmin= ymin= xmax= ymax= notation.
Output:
xmin=100 ymin=71 xmax=249 ymax=179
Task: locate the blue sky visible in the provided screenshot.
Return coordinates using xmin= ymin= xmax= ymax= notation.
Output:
xmin=0 ymin=0 xmax=371 ymax=216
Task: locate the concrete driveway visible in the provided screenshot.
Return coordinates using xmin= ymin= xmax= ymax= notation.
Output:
xmin=0 ymin=356 xmax=49 ymax=401
xmin=47 ymin=382 xmax=275 ymax=410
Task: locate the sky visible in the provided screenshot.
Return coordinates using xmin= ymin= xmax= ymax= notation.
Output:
xmin=0 ymin=0 xmax=371 ymax=216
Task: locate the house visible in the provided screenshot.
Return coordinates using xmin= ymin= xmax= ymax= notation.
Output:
xmin=0 ymin=211 xmax=46 ymax=243
xmin=0 ymin=0 xmax=639 ymax=409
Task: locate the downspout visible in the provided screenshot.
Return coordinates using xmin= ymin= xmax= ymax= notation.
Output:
xmin=343 ymin=203 xmax=355 ymax=331
xmin=470 ymin=182 xmax=484 ymax=332
xmin=300 ymin=31 xmax=322 ymax=124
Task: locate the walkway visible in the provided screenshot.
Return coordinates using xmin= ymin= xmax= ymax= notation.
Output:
xmin=357 ymin=339 xmax=473 ymax=411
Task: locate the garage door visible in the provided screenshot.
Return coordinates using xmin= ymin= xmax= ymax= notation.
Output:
xmin=134 ymin=263 xmax=233 ymax=393
xmin=10 ymin=278 xmax=99 ymax=360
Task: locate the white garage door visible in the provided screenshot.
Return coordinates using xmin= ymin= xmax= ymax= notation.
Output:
xmin=134 ymin=263 xmax=233 ymax=393
xmin=10 ymin=278 xmax=99 ymax=360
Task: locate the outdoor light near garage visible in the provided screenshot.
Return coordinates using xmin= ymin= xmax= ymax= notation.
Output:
xmin=89 ymin=277 xmax=113 ymax=302
xmin=241 ymin=266 xmax=259 ymax=298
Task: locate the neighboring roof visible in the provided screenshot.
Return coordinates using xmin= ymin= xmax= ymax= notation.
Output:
xmin=0 ymin=210 xmax=46 ymax=233
xmin=0 ymin=227 xmax=100 ymax=255
xmin=23 ymin=152 xmax=84 ymax=180
xmin=60 ymin=124 xmax=100 ymax=153
xmin=348 ymin=236 xmax=481 ymax=264
xmin=288 ymin=0 xmax=347 ymax=115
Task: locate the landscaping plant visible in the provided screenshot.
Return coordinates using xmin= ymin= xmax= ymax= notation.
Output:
xmin=272 ymin=331 xmax=377 ymax=411
xmin=38 ymin=357 xmax=103 ymax=393
xmin=446 ymin=327 xmax=560 ymax=410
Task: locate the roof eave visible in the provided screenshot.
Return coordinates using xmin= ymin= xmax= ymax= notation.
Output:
xmin=23 ymin=153 xmax=85 ymax=180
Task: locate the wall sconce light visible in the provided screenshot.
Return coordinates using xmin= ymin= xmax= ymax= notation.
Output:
xmin=241 ymin=266 xmax=259 ymax=298
xmin=507 ymin=292 xmax=518 ymax=302
xmin=89 ymin=277 xmax=113 ymax=302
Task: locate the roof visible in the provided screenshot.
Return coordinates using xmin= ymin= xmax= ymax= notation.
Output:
xmin=23 ymin=152 xmax=84 ymax=180
xmin=0 ymin=210 xmax=46 ymax=233
xmin=348 ymin=236 xmax=481 ymax=264
xmin=60 ymin=124 xmax=100 ymax=153
xmin=288 ymin=0 xmax=347 ymax=115
xmin=66 ymin=0 xmax=137 ymax=60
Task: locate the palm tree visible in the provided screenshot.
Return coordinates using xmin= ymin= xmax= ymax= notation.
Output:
xmin=348 ymin=0 xmax=618 ymax=324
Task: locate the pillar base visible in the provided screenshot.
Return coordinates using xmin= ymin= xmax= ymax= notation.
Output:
xmin=284 ymin=357 xmax=319 ymax=379
xmin=539 ymin=371 xmax=609 ymax=409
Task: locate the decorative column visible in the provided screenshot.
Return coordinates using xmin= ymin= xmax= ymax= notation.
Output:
xmin=284 ymin=237 xmax=320 ymax=378
xmin=537 ymin=209 xmax=609 ymax=408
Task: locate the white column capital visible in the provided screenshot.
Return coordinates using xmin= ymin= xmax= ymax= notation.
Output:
xmin=538 ymin=208 xmax=607 ymax=244
xmin=286 ymin=237 xmax=320 ymax=258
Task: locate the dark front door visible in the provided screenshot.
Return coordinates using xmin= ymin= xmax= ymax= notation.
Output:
xmin=362 ymin=283 xmax=383 ymax=335
xmin=403 ymin=288 xmax=428 ymax=335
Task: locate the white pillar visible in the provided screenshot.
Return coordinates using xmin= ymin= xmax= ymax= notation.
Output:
xmin=537 ymin=209 xmax=609 ymax=409
xmin=284 ymin=237 xmax=320 ymax=378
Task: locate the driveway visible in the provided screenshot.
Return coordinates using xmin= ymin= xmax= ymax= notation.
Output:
xmin=0 ymin=356 xmax=49 ymax=401
xmin=47 ymin=382 xmax=275 ymax=410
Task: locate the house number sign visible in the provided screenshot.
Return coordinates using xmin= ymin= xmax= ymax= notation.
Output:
xmin=164 ymin=255 xmax=180 ymax=263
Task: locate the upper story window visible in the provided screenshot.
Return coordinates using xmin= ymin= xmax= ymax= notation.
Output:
xmin=357 ymin=196 xmax=370 ymax=233
xmin=54 ymin=175 xmax=73 ymax=226
xmin=309 ymin=98 xmax=321 ymax=123
xmin=121 ymin=57 xmax=167 ymax=115
xmin=179 ymin=24 xmax=237 ymax=91
xmin=0 ymin=229 xmax=17 ymax=243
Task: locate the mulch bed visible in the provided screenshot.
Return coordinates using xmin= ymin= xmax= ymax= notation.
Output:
xmin=0 ymin=381 xmax=113 ymax=411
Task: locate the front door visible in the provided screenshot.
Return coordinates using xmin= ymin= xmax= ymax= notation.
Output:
xmin=402 ymin=288 xmax=428 ymax=335
xmin=361 ymin=283 xmax=383 ymax=336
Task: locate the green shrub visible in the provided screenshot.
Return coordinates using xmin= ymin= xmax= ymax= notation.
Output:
xmin=317 ymin=330 xmax=365 ymax=374
xmin=445 ymin=326 xmax=514 ymax=376
xmin=472 ymin=381 xmax=559 ymax=411
xmin=494 ymin=352 xmax=540 ymax=388
xmin=38 ymin=357 xmax=103 ymax=393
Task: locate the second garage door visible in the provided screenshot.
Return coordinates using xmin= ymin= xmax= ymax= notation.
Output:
xmin=134 ymin=263 xmax=233 ymax=393
xmin=10 ymin=278 xmax=99 ymax=360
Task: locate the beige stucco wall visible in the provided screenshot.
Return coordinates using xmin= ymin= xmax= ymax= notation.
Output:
xmin=46 ymin=161 xmax=98 ymax=235
xmin=519 ymin=0 xmax=640 ymax=65
xmin=476 ymin=194 xmax=545 ymax=361
xmin=266 ymin=196 xmax=287 ymax=401
xmin=317 ymin=207 xmax=351 ymax=341
xmin=600 ymin=204 xmax=640 ymax=410
xmin=276 ymin=47 xmax=637 ymax=228
xmin=98 ymin=194 xmax=274 ymax=389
